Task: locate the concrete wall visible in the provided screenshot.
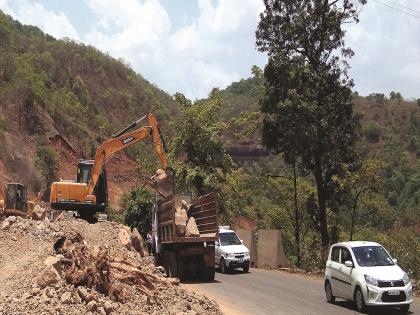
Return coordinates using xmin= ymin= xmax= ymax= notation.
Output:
xmin=236 ymin=229 xmax=258 ymax=267
xmin=257 ymin=230 xmax=290 ymax=269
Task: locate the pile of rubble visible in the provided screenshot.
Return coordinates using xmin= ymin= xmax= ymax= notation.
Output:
xmin=0 ymin=216 xmax=222 ymax=315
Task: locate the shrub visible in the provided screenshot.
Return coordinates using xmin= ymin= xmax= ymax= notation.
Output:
xmin=364 ymin=123 xmax=381 ymax=143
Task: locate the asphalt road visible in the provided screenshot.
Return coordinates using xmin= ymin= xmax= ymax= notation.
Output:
xmin=183 ymin=268 xmax=420 ymax=315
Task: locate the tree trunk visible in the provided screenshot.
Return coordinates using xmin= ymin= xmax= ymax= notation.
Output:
xmin=293 ymin=158 xmax=301 ymax=267
xmin=314 ymin=167 xmax=330 ymax=260
xmin=350 ymin=199 xmax=357 ymax=241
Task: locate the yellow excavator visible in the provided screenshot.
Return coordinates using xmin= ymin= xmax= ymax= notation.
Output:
xmin=0 ymin=183 xmax=41 ymax=218
xmin=49 ymin=112 xmax=174 ymax=221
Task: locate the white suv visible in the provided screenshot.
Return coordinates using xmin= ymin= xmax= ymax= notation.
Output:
xmin=324 ymin=241 xmax=413 ymax=313
xmin=215 ymin=228 xmax=250 ymax=273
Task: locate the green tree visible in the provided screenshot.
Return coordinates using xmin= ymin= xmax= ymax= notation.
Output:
xmin=268 ymin=174 xmax=315 ymax=267
xmin=171 ymin=90 xmax=232 ymax=194
xmin=334 ymin=160 xmax=385 ymax=240
xmin=256 ymin=0 xmax=365 ymax=253
xmin=251 ymin=65 xmax=263 ymax=78
xmin=35 ymin=144 xmax=59 ymax=198
xmin=390 ymin=91 xmax=402 ymax=101
xmin=120 ymin=187 xmax=154 ymax=238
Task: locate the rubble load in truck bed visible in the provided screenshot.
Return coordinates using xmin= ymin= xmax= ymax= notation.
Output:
xmin=0 ymin=216 xmax=222 ymax=315
xmin=158 ymin=193 xmax=218 ymax=242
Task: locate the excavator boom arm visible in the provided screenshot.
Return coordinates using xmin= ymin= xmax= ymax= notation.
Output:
xmin=86 ymin=113 xmax=169 ymax=195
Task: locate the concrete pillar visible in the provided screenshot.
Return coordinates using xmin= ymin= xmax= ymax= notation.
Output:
xmin=236 ymin=229 xmax=258 ymax=267
xmin=257 ymin=229 xmax=290 ymax=269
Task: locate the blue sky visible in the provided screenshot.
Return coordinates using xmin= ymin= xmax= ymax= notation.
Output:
xmin=0 ymin=0 xmax=419 ymax=99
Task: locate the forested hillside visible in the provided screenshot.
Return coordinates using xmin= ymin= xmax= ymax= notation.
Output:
xmin=212 ymin=73 xmax=419 ymax=277
xmin=0 ymin=10 xmax=177 ymax=203
xmin=218 ymin=73 xmax=420 ymax=226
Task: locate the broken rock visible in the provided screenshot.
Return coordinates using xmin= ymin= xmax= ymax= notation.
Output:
xmin=131 ymin=228 xmax=146 ymax=256
xmin=37 ymin=267 xmax=60 ymax=288
xmin=60 ymin=292 xmax=72 ymax=304
xmin=87 ymin=300 xmax=98 ymax=312
xmin=32 ymin=205 xmax=46 ymax=221
xmin=118 ymin=228 xmax=132 ymax=250
xmin=104 ymin=301 xmax=114 ymax=314
xmin=1 ymin=220 xmax=11 ymax=230
xmin=5 ymin=216 xmax=17 ymax=223
xmin=185 ymin=217 xmax=200 ymax=237
xmin=44 ymin=255 xmax=63 ymax=275
xmin=175 ymin=207 xmax=188 ymax=236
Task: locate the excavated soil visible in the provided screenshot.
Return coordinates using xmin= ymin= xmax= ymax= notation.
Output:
xmin=0 ymin=217 xmax=222 ymax=315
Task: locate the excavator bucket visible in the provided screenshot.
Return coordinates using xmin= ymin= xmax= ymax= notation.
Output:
xmin=148 ymin=169 xmax=175 ymax=198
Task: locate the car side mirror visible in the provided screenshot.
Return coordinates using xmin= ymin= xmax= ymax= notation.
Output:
xmin=393 ymin=258 xmax=398 ymax=264
xmin=240 ymin=239 xmax=243 ymax=244
xmin=344 ymin=260 xmax=354 ymax=268
xmin=215 ymin=241 xmax=219 ymax=246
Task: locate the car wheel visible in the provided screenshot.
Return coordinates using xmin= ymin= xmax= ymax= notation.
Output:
xmin=243 ymin=264 xmax=250 ymax=273
xmin=220 ymin=258 xmax=227 ymax=274
xmin=354 ymin=287 xmax=366 ymax=313
xmin=399 ymin=305 xmax=410 ymax=313
xmin=325 ymin=281 xmax=335 ymax=303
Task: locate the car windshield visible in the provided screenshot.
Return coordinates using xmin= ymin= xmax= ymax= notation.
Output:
xmin=351 ymin=246 xmax=394 ymax=267
xmin=220 ymin=232 xmax=241 ymax=246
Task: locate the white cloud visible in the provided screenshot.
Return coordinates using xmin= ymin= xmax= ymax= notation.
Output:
xmin=85 ymin=0 xmax=265 ymax=99
xmin=346 ymin=0 xmax=420 ymax=98
xmin=0 ymin=0 xmax=79 ymax=40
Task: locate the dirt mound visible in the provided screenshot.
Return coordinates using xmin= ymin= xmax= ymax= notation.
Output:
xmin=0 ymin=217 xmax=222 ymax=315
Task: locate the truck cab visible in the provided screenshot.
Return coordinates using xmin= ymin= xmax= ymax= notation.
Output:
xmin=215 ymin=227 xmax=250 ymax=273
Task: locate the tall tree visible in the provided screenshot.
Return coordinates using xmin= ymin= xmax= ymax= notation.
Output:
xmin=256 ymin=0 xmax=365 ymax=254
xmin=171 ymin=90 xmax=232 ymax=194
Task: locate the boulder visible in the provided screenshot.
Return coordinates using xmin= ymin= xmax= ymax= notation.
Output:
xmin=60 ymin=292 xmax=72 ymax=304
xmin=104 ymin=301 xmax=114 ymax=314
xmin=32 ymin=205 xmax=46 ymax=221
xmin=131 ymin=228 xmax=146 ymax=256
xmin=5 ymin=216 xmax=17 ymax=223
xmin=185 ymin=217 xmax=200 ymax=237
xmin=1 ymin=220 xmax=11 ymax=230
xmin=175 ymin=207 xmax=188 ymax=236
xmin=118 ymin=228 xmax=132 ymax=250
xmin=44 ymin=255 xmax=63 ymax=275
xmin=36 ymin=266 xmax=61 ymax=288
xmin=86 ymin=300 xmax=98 ymax=312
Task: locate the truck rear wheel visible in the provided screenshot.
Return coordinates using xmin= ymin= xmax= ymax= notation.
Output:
xmin=168 ymin=251 xmax=178 ymax=278
xmin=201 ymin=267 xmax=215 ymax=281
xmin=177 ymin=256 xmax=184 ymax=280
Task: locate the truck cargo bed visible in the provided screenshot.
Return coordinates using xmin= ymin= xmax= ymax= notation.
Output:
xmin=157 ymin=193 xmax=218 ymax=244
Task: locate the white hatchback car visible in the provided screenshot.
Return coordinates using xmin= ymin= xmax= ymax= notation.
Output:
xmin=324 ymin=241 xmax=413 ymax=313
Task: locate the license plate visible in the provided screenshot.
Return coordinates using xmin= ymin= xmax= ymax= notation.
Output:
xmin=388 ymin=290 xmax=400 ymax=296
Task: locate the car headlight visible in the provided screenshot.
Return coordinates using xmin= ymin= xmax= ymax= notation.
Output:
xmin=402 ymin=272 xmax=411 ymax=286
xmin=227 ymin=253 xmax=235 ymax=258
xmin=244 ymin=251 xmax=250 ymax=258
xmin=364 ymin=275 xmax=379 ymax=287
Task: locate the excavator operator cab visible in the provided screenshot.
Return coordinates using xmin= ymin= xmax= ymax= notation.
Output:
xmin=5 ymin=183 xmax=28 ymax=215
xmin=77 ymin=160 xmax=108 ymax=212
xmin=77 ymin=160 xmax=94 ymax=183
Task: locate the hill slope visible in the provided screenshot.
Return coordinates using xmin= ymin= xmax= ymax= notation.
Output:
xmin=0 ymin=10 xmax=178 ymax=205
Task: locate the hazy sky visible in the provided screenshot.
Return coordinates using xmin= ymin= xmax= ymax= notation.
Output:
xmin=0 ymin=0 xmax=419 ymax=99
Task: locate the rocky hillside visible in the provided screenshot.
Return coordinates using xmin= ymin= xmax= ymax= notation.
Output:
xmin=0 ymin=10 xmax=178 ymax=205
